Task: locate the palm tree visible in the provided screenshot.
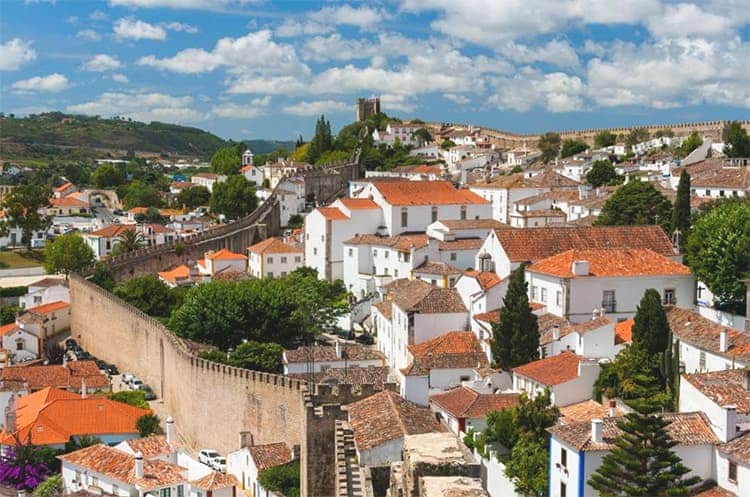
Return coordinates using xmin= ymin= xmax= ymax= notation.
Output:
xmin=111 ymin=229 xmax=145 ymax=256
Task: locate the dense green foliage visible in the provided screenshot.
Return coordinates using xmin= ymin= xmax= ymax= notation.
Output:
xmin=679 ymin=132 xmax=703 ymax=157
xmin=64 ymin=436 xmax=102 ymax=454
xmin=111 ymin=230 xmax=145 ymax=256
xmin=0 ymin=113 xmax=228 ymax=159
xmin=537 ymin=132 xmax=561 ymax=163
xmin=588 ymin=412 xmax=700 ymax=496
xmin=32 ymin=475 xmax=62 ymax=497
xmin=90 ymin=164 xmax=125 ymax=188
xmin=594 ymin=130 xmax=617 ymax=148
xmin=43 ymin=233 xmax=94 ymax=276
xmin=491 ymin=265 xmax=539 ymax=369
xmin=670 ymin=170 xmax=691 ymax=251
xmin=176 ymin=185 xmax=210 ymax=209
xmin=307 ymin=115 xmax=333 ymax=164
xmin=724 ymin=121 xmax=750 ymax=157
xmin=560 ymin=139 xmax=588 ymax=158
xmin=209 ymin=175 xmax=258 ymax=220
xmin=200 ymin=340 xmax=284 ymax=373
xmin=586 ymin=159 xmax=621 ymax=187
xmin=114 ymin=275 xmax=180 ymax=317
xmin=242 ymin=139 xmax=295 ymax=155
xmin=625 ymin=127 xmax=650 ymax=147
xmin=210 ymin=144 xmax=244 ymax=175
xmin=90 ymin=262 xmax=120 ymax=291
xmin=595 ymin=181 xmax=671 ymax=228
xmin=169 ymin=267 xmax=347 ymax=350
xmin=259 ymin=461 xmax=300 ymax=497
xmin=0 ymin=185 xmax=52 ymax=249
xmin=121 ymin=181 xmax=162 ymax=209
xmin=631 ymin=289 xmax=671 ymax=358
xmin=1 ymin=304 xmax=21 ymax=325
xmin=136 ymin=414 xmax=160 ymax=437
xmin=109 ymin=390 xmax=149 ymax=409
xmin=0 ymin=286 xmax=27 ymax=298
xmin=686 ymin=199 xmax=750 ymax=314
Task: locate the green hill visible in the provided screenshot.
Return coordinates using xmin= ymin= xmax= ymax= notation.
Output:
xmin=0 ymin=112 xmax=229 ymax=159
xmin=243 ymin=139 xmax=296 ymax=154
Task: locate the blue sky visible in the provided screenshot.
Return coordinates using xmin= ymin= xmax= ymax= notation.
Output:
xmin=1 ymin=0 xmax=749 ymax=141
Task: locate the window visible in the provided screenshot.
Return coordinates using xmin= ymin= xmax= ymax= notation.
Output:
xmin=268 ymin=272 xmax=274 ymax=278
xmin=91 ymin=477 xmax=98 ymax=487
xmin=294 ymin=256 xmax=301 ymax=263
xmin=450 ymin=252 xmax=457 ymax=261
xmin=281 ymin=271 xmax=287 ymax=277
xmin=33 ymin=296 xmax=42 ymax=304
xmin=541 ymin=288 xmax=547 ymax=303
xmin=663 ymin=289 xmax=676 ymax=305
xmin=403 ymin=252 xmax=410 ymax=263
xmin=280 ymin=256 xmax=287 ymax=263
xmin=160 ymin=489 xmax=171 ymax=497
xmin=460 ymin=205 xmax=467 ymax=220
xmin=16 ymin=341 xmax=23 ymax=351
xmin=384 ymin=251 xmax=389 ymax=259
xmin=706 ymin=189 xmax=711 ymax=196
xmin=728 ymin=460 xmax=737 ymax=482
xmin=560 ymin=482 xmax=567 ymax=497
xmin=560 ymin=447 xmax=567 ymax=468
xmin=459 ymin=375 xmax=470 ymax=382
xmin=602 ymin=290 xmax=616 ymax=313
xmin=556 ymin=290 xmax=562 ymax=306
xmin=112 ymin=485 xmax=119 ymax=495
xmin=348 ymin=248 xmax=353 ymax=256
xmin=431 ymin=206 xmax=438 ymax=222
xmin=401 ymin=208 xmax=408 ymax=227
xmin=394 ymin=269 xmax=399 ymax=277
xmin=267 ymin=257 xmax=273 ymax=264
xmin=699 ymin=351 xmax=706 ymax=370
xmin=374 ymin=249 xmax=378 ymax=257
xmin=720 ymin=190 xmax=725 ymax=197
xmin=532 ymin=286 xmax=538 ymax=301
xmin=313 ymin=248 xmax=317 ymax=255
xmin=177 ymin=486 xmax=184 ymax=497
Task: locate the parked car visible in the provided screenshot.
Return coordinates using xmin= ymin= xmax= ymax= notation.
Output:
xmin=139 ymin=384 xmax=156 ymax=401
xmin=106 ymin=364 xmax=119 ymax=376
xmin=212 ymin=456 xmax=226 ymax=473
xmin=121 ymin=372 xmax=135 ymax=384
xmin=65 ymin=339 xmax=78 ymax=351
xmin=129 ymin=378 xmax=144 ymax=391
xmin=198 ymin=449 xmax=221 ymax=466
xmin=95 ymin=359 xmax=108 ymax=371
xmin=336 ymin=329 xmax=355 ymax=340
xmin=355 ymin=333 xmax=374 ymax=345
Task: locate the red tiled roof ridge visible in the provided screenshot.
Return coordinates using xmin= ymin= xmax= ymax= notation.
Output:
xmin=527 ymin=248 xmax=691 ymax=278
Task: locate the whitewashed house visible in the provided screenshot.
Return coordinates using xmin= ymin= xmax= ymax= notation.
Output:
xmin=248 ymin=236 xmax=303 ymax=278
xmin=430 ymin=387 xmax=519 ymax=435
xmin=196 ymin=248 xmax=247 ymax=278
xmin=191 ymin=173 xmax=226 ymax=193
xmin=227 ymin=442 xmax=292 ymax=497
xmin=282 ymin=341 xmax=384 ymax=375
xmin=512 ymin=351 xmax=600 ymax=407
xmin=19 ymin=278 xmax=68 ymax=309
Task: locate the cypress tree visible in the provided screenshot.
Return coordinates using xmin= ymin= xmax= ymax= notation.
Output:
xmin=491 ymin=265 xmax=539 ymax=369
xmin=631 ymin=289 xmax=671 ymax=359
xmin=670 ymin=170 xmax=691 ymax=251
xmin=588 ymin=412 xmax=700 ymax=497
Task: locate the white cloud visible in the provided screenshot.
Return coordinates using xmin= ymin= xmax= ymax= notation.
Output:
xmin=211 ymin=96 xmax=270 ymax=118
xmin=0 ymin=38 xmax=37 ymax=71
xmin=83 ymin=54 xmax=123 ymax=72
xmin=111 ymin=73 xmax=129 ymax=83
xmin=114 ymin=18 xmax=167 ymax=40
xmin=309 ymin=5 xmax=385 ymax=29
xmin=379 ymin=93 xmax=417 ymax=113
xmin=645 ymin=3 xmax=733 ymax=38
xmin=77 ymin=29 xmax=102 ymax=41
xmin=274 ymin=20 xmax=331 ymax=38
xmin=12 ymin=73 xmax=69 ymax=93
xmin=108 ymin=0 xmax=256 ymax=10
xmin=489 ymin=69 xmax=584 ymax=112
xmin=282 ymin=100 xmax=351 ymax=116
xmin=67 ymin=91 xmax=205 ymax=122
xmin=497 ymin=39 xmax=580 ymax=68
xmin=444 ymin=93 xmax=470 ymax=104
xmin=66 ymin=16 xmax=79 ymax=24
xmin=161 ymin=21 xmax=199 ymax=33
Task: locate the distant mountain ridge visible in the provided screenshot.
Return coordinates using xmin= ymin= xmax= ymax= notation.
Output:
xmin=242 ymin=139 xmax=296 ymax=154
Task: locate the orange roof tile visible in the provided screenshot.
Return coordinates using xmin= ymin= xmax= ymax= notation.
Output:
xmin=339 ymin=198 xmax=379 ymax=210
xmin=512 ymin=351 xmax=583 ymax=386
xmin=528 ymin=248 xmax=691 ymax=278
xmin=27 ymin=301 xmax=69 ymax=315
xmin=615 ymin=318 xmax=634 ymax=345
xmin=248 ymin=442 xmax=293 ymax=471
xmin=248 ymin=237 xmax=302 ymax=255
xmin=558 ymin=400 xmax=623 ymax=423
xmin=191 ymin=472 xmax=239 ymax=490
xmin=409 ymin=331 xmax=484 ymax=359
xmin=463 ymin=270 xmax=502 ymax=290
xmin=431 ymin=387 xmax=519 ymax=419
xmin=0 ymin=323 xmax=16 ymax=336
xmin=668 ymin=307 xmax=750 ymax=362
xmin=318 ymin=207 xmax=349 ymax=220
xmin=206 ymin=248 xmax=247 ymax=260
xmin=121 ymin=435 xmax=178 ymax=458
xmin=128 ymin=207 xmax=149 ymax=214
xmin=0 ymin=361 xmax=109 ymax=390
xmin=158 ymin=265 xmax=191 ymax=284
xmin=89 ymin=224 xmax=136 ymax=237
xmin=372 ymin=180 xmax=489 ymax=206
xmin=54 ymin=182 xmax=73 ymax=192
xmin=49 ymin=196 xmax=89 ymax=208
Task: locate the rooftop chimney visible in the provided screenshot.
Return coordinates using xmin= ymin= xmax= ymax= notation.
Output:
xmin=166 ymin=416 xmax=175 ymax=447
xmin=572 ymin=260 xmax=589 ymax=277
xmin=592 ymin=308 xmax=600 ymax=321
xmin=552 ymin=325 xmax=560 ymax=341
xmin=722 ymin=405 xmax=738 ymax=443
xmin=134 ymin=451 xmax=144 ymax=479
xmin=81 ymin=378 xmax=87 ymax=399
xmin=608 ymin=400 xmax=617 ymax=418
xmin=335 ymin=340 xmax=342 ymax=359
xmin=591 ymin=419 xmax=603 ymax=444
xmin=720 ymin=328 xmax=729 ymax=353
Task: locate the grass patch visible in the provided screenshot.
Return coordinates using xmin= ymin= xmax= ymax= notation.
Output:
xmin=0 ymin=250 xmax=45 ymax=269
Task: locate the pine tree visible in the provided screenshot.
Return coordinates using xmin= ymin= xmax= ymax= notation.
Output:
xmin=588 ymin=412 xmax=700 ymax=497
xmin=491 ymin=265 xmax=539 ymax=369
xmin=307 ymin=115 xmax=333 ymax=164
xmin=670 ymin=170 xmax=691 ymax=251
xmin=631 ymin=289 xmax=671 ymax=359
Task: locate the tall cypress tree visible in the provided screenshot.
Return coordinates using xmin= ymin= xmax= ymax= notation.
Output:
xmin=491 ymin=265 xmax=539 ymax=369
xmin=588 ymin=412 xmax=700 ymax=497
xmin=670 ymin=170 xmax=691 ymax=251
xmin=631 ymin=289 xmax=671 ymax=359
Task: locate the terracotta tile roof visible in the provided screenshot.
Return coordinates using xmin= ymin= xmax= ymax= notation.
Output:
xmin=288 ymin=366 xmax=391 ymax=389
xmin=528 ymin=248 xmax=691 ymax=278
xmin=667 ymin=307 xmax=750 ymax=362
xmin=170 ymin=181 xmax=193 ymax=189
xmin=372 ymin=180 xmax=489 ymax=206
xmin=472 ymin=170 xmax=579 ymax=190
xmin=344 ymin=234 xmax=430 ymax=251
xmin=89 ymin=224 xmax=136 ymax=237
xmin=494 ymin=226 xmax=676 ymax=262
xmin=372 ymin=301 xmax=393 ymax=320
xmin=317 ymin=207 xmax=350 ymax=220
xmin=121 ymin=435 xmax=177 ymax=459
xmin=129 ymin=207 xmax=149 ymax=215
xmin=0 ymin=323 xmax=16 ymax=336
xmin=49 ymin=196 xmax=89 ymax=208
xmin=240 ymin=165 xmax=255 ymax=173
xmin=206 ymin=248 xmax=247 ymax=260
xmin=463 ymin=270 xmax=502 ymax=290
xmin=144 ymin=223 xmax=174 ymax=234
xmin=548 ymin=412 xmax=719 ymax=452
xmin=57 ymin=444 xmax=185 ymax=490
xmin=247 ymin=442 xmax=293 ymax=471
xmin=2 ymin=387 xmax=148 ymax=446
xmin=413 ymin=261 xmax=463 ymax=276
xmin=512 ymin=208 xmax=567 ymax=218
xmin=26 ymin=300 xmax=69 ymax=315
xmin=437 ymin=219 xmax=506 ymax=230
xmin=690 ymin=486 xmax=737 ymax=497
xmin=411 ymin=165 xmax=443 ymax=174
xmin=690 ymin=165 xmax=749 ymax=189
xmin=347 ymin=390 xmax=444 ymax=450
xmin=388 ymin=279 xmax=467 ymax=314
xmin=430 ymin=387 xmax=519 ymax=419
xmin=193 ymin=173 xmax=219 ymax=179
xmin=438 ymin=238 xmax=483 ymax=251
xmin=191 ymin=471 xmax=239 ymax=490
xmin=0 ymin=361 xmax=109 ymax=390
xmin=283 ymin=344 xmax=384 ymax=364
xmin=515 ymin=190 xmax=580 ymax=206
xmin=682 ymin=369 xmax=750 ymax=413
xmin=512 ymin=351 xmax=583 ymax=386
xmin=558 ymin=400 xmax=623 ymax=423
xmin=720 ymin=430 xmax=750 ymax=465
xmin=339 ymin=198 xmax=379 ymax=210
xmin=474 ymin=304 xmax=545 ymax=326
xmin=538 ymin=317 xmax=611 ymax=346
xmin=473 ymin=309 xmax=500 ymax=324
xmin=615 ymin=318 xmax=634 ymax=345
xmin=54 ymin=182 xmax=73 ymax=192
xmin=158 ymin=265 xmax=191 ymax=284
xmin=404 ymin=332 xmax=488 ymax=375
xmin=28 ymin=277 xmax=65 ymax=288
xmin=248 ymin=237 xmax=302 ymax=254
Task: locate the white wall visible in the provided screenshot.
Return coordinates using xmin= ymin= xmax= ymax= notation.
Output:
xmin=680 ymin=341 xmax=747 ymax=374
xmin=20 ymin=285 xmax=70 ymax=309
xmin=400 ymin=373 xmax=429 ymax=406
xmin=358 ymin=437 xmax=403 ymax=466
xmin=716 ymin=450 xmax=750 ymax=497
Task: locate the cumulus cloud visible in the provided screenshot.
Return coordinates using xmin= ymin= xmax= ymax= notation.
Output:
xmin=489 ymin=69 xmax=585 ymax=112
xmin=89 ymin=10 xmax=108 ymax=21
xmin=114 ymin=18 xmax=167 ymax=40
xmin=645 ymin=3 xmax=734 ymax=38
xmin=497 ymin=39 xmax=580 ymax=68
xmin=309 ymin=5 xmax=385 ymax=29
xmin=0 ymin=38 xmax=37 ymax=71
xmin=282 ymin=100 xmax=351 ymax=116
xmin=111 ymin=73 xmax=129 ymax=83
xmin=108 ymin=0 xmax=254 ymax=9
xmin=275 ymin=20 xmax=331 ymax=38
xmin=67 ymin=91 xmax=205 ymax=123
xmin=77 ymin=29 xmax=102 ymax=41
xmin=444 ymin=94 xmax=470 ymax=105
xmin=161 ymin=21 xmax=199 ymax=33
xmin=212 ymin=96 xmax=270 ymax=118
xmin=12 ymin=73 xmax=69 ymax=93
xmin=83 ymin=54 xmax=123 ymax=72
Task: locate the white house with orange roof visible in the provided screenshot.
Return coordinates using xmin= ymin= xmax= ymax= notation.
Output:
xmin=197 ymin=249 xmax=248 ymax=278
xmin=525 ymin=248 xmax=693 ymax=323
xmin=512 ymin=351 xmax=600 ymax=407
xmin=53 ymin=181 xmax=76 ymax=199
xmin=228 ymin=442 xmax=293 ymax=497
xmin=241 ymin=164 xmax=264 ymax=187
xmin=20 ymin=277 xmax=69 ymax=309
xmin=248 ymin=236 xmax=303 ymax=278
xmin=48 ymin=193 xmax=91 ymax=216
xmin=191 ymin=172 xmax=226 ymax=192
xmin=1 ymin=301 xmax=72 ymax=363
xmin=85 ymin=224 xmax=176 ymax=259
xmin=455 ymin=270 xmax=507 ymax=319
xmin=158 ymin=265 xmax=195 ymax=288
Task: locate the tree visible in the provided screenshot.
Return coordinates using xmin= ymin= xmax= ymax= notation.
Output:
xmin=586 ymin=159 xmax=620 ymax=187
xmin=0 ymin=441 xmax=57 ymax=491
xmin=122 ymin=181 xmax=162 ymax=210
xmin=491 ymin=265 xmax=539 ymax=369
xmin=109 ymin=390 xmax=149 ymax=409
xmin=134 ymin=207 xmax=165 ymax=224
xmin=625 ymin=127 xmax=650 ymax=147
xmin=412 ymin=128 xmax=432 ymax=144
xmin=595 ymin=181 xmax=672 ymax=228
xmin=724 ymin=121 xmax=750 ymax=158
xmin=505 ymin=438 xmax=549 ymax=497
xmin=560 ymin=139 xmax=588 ymax=158
xmin=1 ymin=305 xmax=20 ymax=325
xmin=210 ymin=175 xmax=258 ymax=220
xmin=537 ymin=132 xmax=561 ymax=163
xmin=315 ymin=150 xmax=350 ymax=165
xmin=306 ymin=115 xmax=333 ymax=164
xmin=631 ymin=289 xmax=671 ymax=359
xmin=287 ymin=214 xmax=303 ymax=229
xmin=594 ymin=130 xmax=617 ymax=148
xmin=111 ymin=229 xmax=145 ymax=256
xmin=177 ymin=185 xmax=210 ymax=209
xmin=654 ymin=128 xmax=674 ymax=138
xmin=136 ymin=414 xmax=160 ymax=437
xmin=90 ymin=262 xmax=116 ymax=291
xmin=686 ymin=199 xmax=750 ymax=314
xmin=679 ymin=132 xmax=703 ymax=157
xmin=670 ymin=170 xmax=691 ymax=251
xmin=43 ymin=233 xmax=94 ymax=276
xmin=588 ymin=412 xmax=700 ymax=496
xmin=440 ymin=139 xmax=456 ymax=150
xmin=200 ymin=340 xmax=284 ymax=373
xmin=259 ymin=461 xmax=300 ymax=497
xmin=91 ymin=164 xmax=124 ymax=188
xmin=33 ymin=475 xmax=62 ymax=497
xmin=1 ymin=185 xmax=51 ymax=249
xmin=64 ymin=435 xmax=101 ymax=453
xmin=114 ymin=275 xmax=177 ymax=317
xmin=210 ymin=144 xmax=243 ymax=175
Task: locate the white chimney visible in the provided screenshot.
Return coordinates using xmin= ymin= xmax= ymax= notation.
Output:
xmin=572 ymin=260 xmax=589 ymax=276
xmin=134 ymin=451 xmax=144 ymax=478
xmin=592 ymin=308 xmax=600 ymax=321
xmin=608 ymin=400 xmax=617 ymax=418
xmin=720 ymin=328 xmax=729 ymax=353
xmin=335 ymin=340 xmax=342 ymax=359
xmin=591 ymin=419 xmax=603 ymax=444
xmin=722 ymin=405 xmax=737 ymax=442
xmin=552 ymin=325 xmax=560 ymax=341
xmin=81 ymin=378 xmax=87 ymax=399
xmin=166 ymin=416 xmax=175 ymax=447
